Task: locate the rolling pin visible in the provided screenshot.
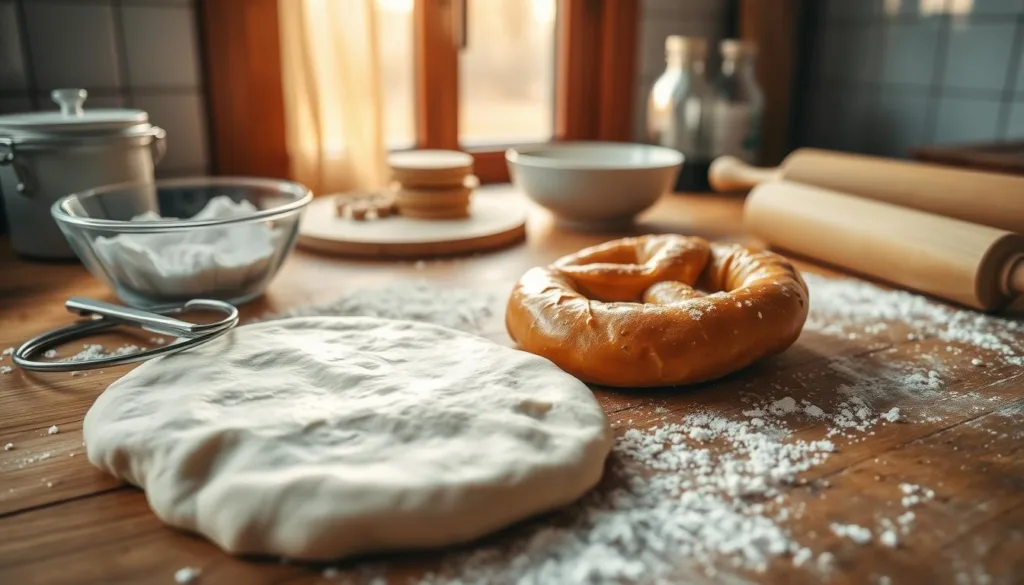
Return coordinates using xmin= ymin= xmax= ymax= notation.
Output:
xmin=711 ymin=149 xmax=1024 ymax=233
xmin=744 ymin=181 xmax=1024 ymax=312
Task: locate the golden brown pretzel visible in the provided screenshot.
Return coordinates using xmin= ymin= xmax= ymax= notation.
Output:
xmin=505 ymin=235 xmax=809 ymax=387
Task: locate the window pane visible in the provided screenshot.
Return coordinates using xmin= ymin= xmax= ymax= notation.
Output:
xmin=375 ymin=0 xmax=415 ymax=149
xmin=459 ymin=0 xmax=556 ymax=146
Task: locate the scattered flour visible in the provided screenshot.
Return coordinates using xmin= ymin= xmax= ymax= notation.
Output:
xmin=879 ymin=529 xmax=899 ymax=548
xmin=881 ymin=407 xmax=901 ymax=423
xmin=830 ymin=523 xmax=872 ymax=545
xmin=803 ymin=274 xmax=1023 ymax=367
xmin=93 ymin=196 xmax=279 ymax=299
xmin=0 ymin=366 xmax=11 ymax=375
xmin=261 ymin=281 xmax=496 ymax=335
xmin=3 ymin=442 xmax=12 ymax=451
xmin=63 ymin=344 xmax=141 ymax=363
xmin=1 ymin=347 xmax=12 ymax=356
xmin=899 ymin=483 xmax=935 ymax=508
xmin=47 ymin=425 xmax=59 ymax=435
xmin=43 ymin=349 xmax=58 ymax=359
xmin=173 ymin=566 xmax=201 ymax=584
xmin=769 ymin=396 xmax=799 ymax=414
xmin=804 ymin=404 xmax=825 ymax=417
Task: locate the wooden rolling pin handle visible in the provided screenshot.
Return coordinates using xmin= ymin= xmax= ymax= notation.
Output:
xmin=708 ymin=156 xmax=782 ymax=192
xmin=1005 ymin=255 xmax=1024 ymax=296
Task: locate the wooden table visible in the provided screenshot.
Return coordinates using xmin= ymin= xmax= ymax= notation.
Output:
xmin=1 ymin=190 xmax=1022 ymax=585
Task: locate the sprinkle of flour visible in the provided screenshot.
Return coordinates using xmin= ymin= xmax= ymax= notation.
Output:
xmin=173 ymin=566 xmax=201 ymax=583
xmin=1 ymin=347 xmax=12 ymax=356
xmin=803 ymin=274 xmax=1023 ymax=366
xmin=261 ymin=281 xmax=496 ymax=335
xmin=47 ymin=425 xmax=59 ymax=435
xmin=831 ymin=523 xmax=872 ymax=544
xmin=64 ymin=344 xmax=141 ymax=363
xmin=879 ymin=529 xmax=899 ymax=548
xmin=0 ymin=366 xmax=11 ymax=375
xmin=3 ymin=442 xmax=13 ymax=451
xmin=43 ymin=349 xmax=58 ymax=359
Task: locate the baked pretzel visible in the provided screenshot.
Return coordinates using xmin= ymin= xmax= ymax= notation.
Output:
xmin=505 ymin=235 xmax=809 ymax=387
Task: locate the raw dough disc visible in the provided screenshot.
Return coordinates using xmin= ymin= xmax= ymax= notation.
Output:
xmin=83 ymin=317 xmax=612 ymax=560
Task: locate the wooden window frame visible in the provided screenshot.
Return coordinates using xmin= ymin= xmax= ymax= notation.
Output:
xmin=201 ymin=0 xmax=638 ymax=184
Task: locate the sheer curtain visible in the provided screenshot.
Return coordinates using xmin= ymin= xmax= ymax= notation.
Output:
xmin=278 ymin=0 xmax=388 ymax=195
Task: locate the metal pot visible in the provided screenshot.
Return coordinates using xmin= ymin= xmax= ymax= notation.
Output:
xmin=0 ymin=88 xmax=166 ymax=259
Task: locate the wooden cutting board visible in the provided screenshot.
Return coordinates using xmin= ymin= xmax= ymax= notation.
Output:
xmin=296 ymin=193 xmax=527 ymax=258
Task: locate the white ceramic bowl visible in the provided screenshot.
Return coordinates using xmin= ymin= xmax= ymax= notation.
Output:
xmin=506 ymin=142 xmax=683 ymax=229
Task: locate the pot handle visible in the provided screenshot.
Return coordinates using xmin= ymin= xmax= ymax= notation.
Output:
xmin=0 ymin=138 xmax=34 ymax=196
xmin=149 ymin=126 xmax=167 ymax=166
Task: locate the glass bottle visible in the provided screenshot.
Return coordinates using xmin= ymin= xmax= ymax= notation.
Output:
xmin=646 ymin=35 xmax=715 ymax=192
xmin=709 ymin=39 xmax=764 ymax=165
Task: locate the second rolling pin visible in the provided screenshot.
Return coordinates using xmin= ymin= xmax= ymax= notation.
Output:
xmin=711 ymin=148 xmax=1024 ymax=233
xmin=744 ymin=181 xmax=1024 ymax=312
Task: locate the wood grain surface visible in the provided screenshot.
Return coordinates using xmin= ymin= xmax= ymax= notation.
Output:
xmin=1 ymin=190 xmax=1022 ymax=585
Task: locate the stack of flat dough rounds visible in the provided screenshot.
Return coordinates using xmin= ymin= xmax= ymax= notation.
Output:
xmin=506 ymin=235 xmax=810 ymax=388
xmin=83 ymin=317 xmax=612 ymax=560
xmin=389 ymin=150 xmax=476 ymax=219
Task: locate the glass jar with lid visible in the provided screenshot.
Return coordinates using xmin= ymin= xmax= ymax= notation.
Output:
xmin=709 ymin=39 xmax=764 ymax=165
xmin=646 ymin=35 xmax=715 ymax=192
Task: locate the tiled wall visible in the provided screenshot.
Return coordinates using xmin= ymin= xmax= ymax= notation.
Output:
xmin=796 ymin=0 xmax=1024 ymax=158
xmin=633 ymin=0 xmax=734 ymax=141
xmin=0 ymin=0 xmax=209 ymax=177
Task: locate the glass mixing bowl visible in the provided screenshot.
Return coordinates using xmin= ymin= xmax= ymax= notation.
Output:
xmin=52 ymin=177 xmax=312 ymax=308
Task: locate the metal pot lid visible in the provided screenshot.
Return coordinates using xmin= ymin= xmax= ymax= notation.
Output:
xmin=0 ymin=89 xmax=150 ymax=138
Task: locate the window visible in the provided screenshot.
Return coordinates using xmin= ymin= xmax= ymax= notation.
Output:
xmin=201 ymin=0 xmax=640 ymax=182
xmin=375 ymin=0 xmax=416 ymax=148
xmin=458 ymin=0 xmax=557 ymax=146
xmin=370 ymin=0 xmax=634 ymax=182
xmin=374 ymin=0 xmax=557 ymax=152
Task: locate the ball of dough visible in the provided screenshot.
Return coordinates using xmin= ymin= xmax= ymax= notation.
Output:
xmin=83 ymin=317 xmax=612 ymax=560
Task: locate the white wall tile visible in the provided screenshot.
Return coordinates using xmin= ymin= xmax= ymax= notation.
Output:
xmin=801 ymin=87 xmax=877 ymax=152
xmin=1006 ymin=100 xmax=1024 ymax=139
xmin=867 ymin=87 xmax=933 ymax=156
xmin=23 ymin=1 xmax=122 ymax=91
xmin=822 ymin=0 xmax=884 ymax=21
xmin=1016 ymin=45 xmax=1024 ymax=94
xmin=120 ymin=4 xmax=201 ymax=88
xmin=0 ymin=95 xmax=32 ymax=115
xmin=882 ymin=17 xmax=943 ymax=86
xmin=942 ymin=18 xmax=1017 ymax=91
xmin=0 ymin=1 xmax=28 ymax=91
xmin=34 ymin=91 xmax=126 ymax=112
xmin=960 ymin=0 xmax=1024 ymax=15
xmin=809 ymin=23 xmax=885 ymax=85
xmin=133 ymin=92 xmax=208 ymax=173
xmin=932 ymin=94 xmax=1002 ymax=143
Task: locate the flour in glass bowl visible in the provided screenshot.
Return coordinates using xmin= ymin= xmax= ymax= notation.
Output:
xmin=93 ymin=196 xmax=280 ymax=298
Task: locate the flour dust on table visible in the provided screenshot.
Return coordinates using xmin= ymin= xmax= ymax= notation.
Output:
xmin=83 ymin=317 xmax=612 ymax=560
xmin=259 ymin=280 xmax=499 ymax=336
